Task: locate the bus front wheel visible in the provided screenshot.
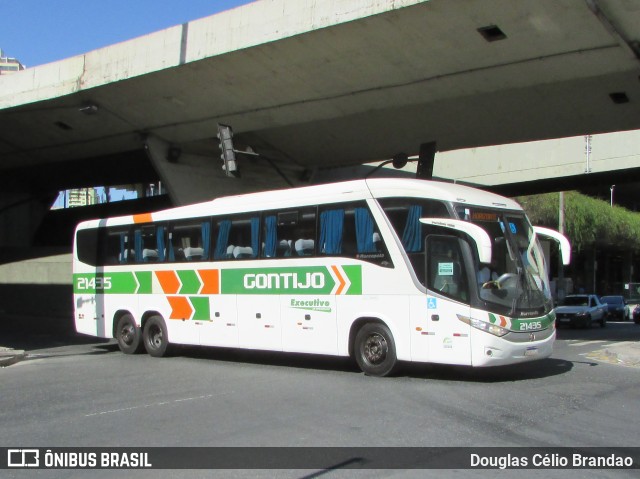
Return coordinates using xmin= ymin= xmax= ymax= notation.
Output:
xmin=143 ymin=315 xmax=170 ymax=357
xmin=354 ymin=322 xmax=397 ymax=377
xmin=115 ymin=313 xmax=144 ymax=354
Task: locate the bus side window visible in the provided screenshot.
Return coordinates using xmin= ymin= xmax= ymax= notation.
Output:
xmin=262 ymin=209 xmax=316 ymax=258
xmin=263 ymin=212 xmax=293 ymax=258
xmin=76 ymin=228 xmax=100 ymax=266
xmin=315 ymin=202 xmax=392 ymax=266
xmin=214 ymin=216 xmax=259 ymax=260
xmin=78 ymin=227 xmax=137 ymax=267
xmin=289 ymin=208 xmax=317 ymax=257
xmin=262 ymin=215 xmax=279 ymax=258
xmin=347 ymin=204 xmax=393 ymax=267
xmin=378 ymin=198 xmax=449 ymax=253
xmin=96 ymin=228 xmax=131 ymax=266
xmin=168 ymin=220 xmax=210 ymax=262
xmin=319 ymin=208 xmax=344 ymax=255
xmin=133 ymin=226 xmax=159 ymax=263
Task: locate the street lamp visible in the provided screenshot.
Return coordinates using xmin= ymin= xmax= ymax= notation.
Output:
xmin=610 ymin=185 xmax=615 ymax=207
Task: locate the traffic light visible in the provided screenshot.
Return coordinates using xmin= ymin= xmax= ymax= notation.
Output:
xmin=217 ymin=123 xmax=239 ymax=178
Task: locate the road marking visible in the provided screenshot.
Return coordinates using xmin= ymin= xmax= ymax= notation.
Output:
xmin=604 ymin=341 xmax=633 ymax=348
xmin=568 ymin=340 xmax=607 ymax=347
xmin=84 ymin=391 xmax=233 ymax=417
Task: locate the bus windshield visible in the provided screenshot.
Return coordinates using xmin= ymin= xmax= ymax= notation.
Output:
xmin=455 ymin=206 xmax=553 ymax=318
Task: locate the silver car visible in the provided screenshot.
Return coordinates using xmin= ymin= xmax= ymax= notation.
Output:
xmin=555 ymin=294 xmax=607 ymax=328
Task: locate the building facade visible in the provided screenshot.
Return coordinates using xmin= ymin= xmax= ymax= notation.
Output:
xmin=0 ymin=48 xmax=25 ymax=75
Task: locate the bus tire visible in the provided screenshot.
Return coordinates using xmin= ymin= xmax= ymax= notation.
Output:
xmin=143 ymin=315 xmax=170 ymax=357
xmin=115 ymin=313 xmax=144 ymax=354
xmin=354 ymin=322 xmax=397 ymax=377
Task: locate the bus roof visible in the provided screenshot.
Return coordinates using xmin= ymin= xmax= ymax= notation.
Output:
xmin=76 ymin=178 xmax=522 ymax=229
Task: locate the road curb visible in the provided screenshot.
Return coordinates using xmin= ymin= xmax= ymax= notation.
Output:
xmin=0 ymin=348 xmax=26 ymax=367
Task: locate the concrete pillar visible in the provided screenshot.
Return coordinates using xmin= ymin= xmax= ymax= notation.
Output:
xmin=0 ymin=192 xmax=50 ymax=248
xmin=144 ymin=135 xmax=295 ymax=206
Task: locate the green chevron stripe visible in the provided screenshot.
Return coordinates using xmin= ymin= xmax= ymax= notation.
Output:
xmin=178 ymin=270 xmax=201 ymax=294
xmin=190 ymin=296 xmax=210 ymax=321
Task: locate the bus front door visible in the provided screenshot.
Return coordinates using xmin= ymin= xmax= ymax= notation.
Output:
xmin=415 ymin=235 xmax=472 ymax=365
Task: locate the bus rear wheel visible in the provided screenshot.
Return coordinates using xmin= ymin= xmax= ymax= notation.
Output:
xmin=354 ymin=322 xmax=397 ymax=377
xmin=143 ymin=315 xmax=170 ymax=357
xmin=115 ymin=313 xmax=143 ymax=354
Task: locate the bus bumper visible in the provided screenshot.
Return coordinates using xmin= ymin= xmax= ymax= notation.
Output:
xmin=471 ymin=329 xmax=555 ymax=367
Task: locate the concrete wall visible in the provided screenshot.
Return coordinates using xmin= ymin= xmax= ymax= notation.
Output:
xmin=0 ymin=253 xmax=72 ymax=286
xmin=0 ymin=252 xmax=73 ymax=318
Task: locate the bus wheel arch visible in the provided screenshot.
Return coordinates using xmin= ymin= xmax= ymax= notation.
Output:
xmin=142 ymin=313 xmax=171 ymax=357
xmin=113 ymin=311 xmax=144 ymax=354
xmin=350 ymin=318 xmax=398 ymax=377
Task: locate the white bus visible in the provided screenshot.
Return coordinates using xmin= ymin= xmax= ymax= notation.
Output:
xmin=73 ymin=178 xmax=570 ymax=376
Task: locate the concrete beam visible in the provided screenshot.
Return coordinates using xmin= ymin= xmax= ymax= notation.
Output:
xmin=434 ymin=130 xmax=640 ymax=187
xmin=0 ymin=0 xmax=423 ymax=109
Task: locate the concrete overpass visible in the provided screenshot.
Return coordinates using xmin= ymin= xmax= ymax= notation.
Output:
xmin=435 ymin=129 xmax=640 ymax=203
xmin=2 ymin=0 xmax=640 ymax=269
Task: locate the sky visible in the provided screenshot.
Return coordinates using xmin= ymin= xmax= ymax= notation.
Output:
xmin=5 ymin=0 xmax=253 ymax=208
xmin=2 ymin=0 xmax=254 ymax=68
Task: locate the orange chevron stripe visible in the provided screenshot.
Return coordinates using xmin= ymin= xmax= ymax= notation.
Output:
xmin=156 ymin=271 xmax=180 ymax=294
xmin=133 ymin=213 xmax=153 ymax=224
xmin=198 ymin=269 xmax=219 ymax=294
xmin=167 ymin=296 xmax=193 ymax=320
xmin=331 ymin=265 xmax=346 ymax=295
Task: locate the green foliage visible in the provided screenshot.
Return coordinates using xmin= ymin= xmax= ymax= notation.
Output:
xmin=516 ymin=192 xmax=640 ymax=252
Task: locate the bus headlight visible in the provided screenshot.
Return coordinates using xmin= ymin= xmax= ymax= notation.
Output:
xmin=457 ymin=315 xmax=509 ymax=337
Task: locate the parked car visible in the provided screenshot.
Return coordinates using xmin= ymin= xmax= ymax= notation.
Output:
xmin=555 ymin=294 xmax=607 ymax=328
xmin=600 ymin=295 xmax=626 ymax=320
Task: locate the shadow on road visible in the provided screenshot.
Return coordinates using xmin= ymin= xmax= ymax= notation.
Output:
xmin=0 ymin=313 xmax=109 ymax=351
xmin=165 ymin=344 xmax=362 ymax=374
xmin=399 ymin=357 xmax=574 ymax=382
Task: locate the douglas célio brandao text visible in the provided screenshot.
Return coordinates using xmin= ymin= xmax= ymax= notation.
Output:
xmin=470 ymin=452 xmax=634 ymax=469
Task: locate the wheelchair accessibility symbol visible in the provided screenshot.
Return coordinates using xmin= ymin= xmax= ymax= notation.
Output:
xmin=427 ymin=298 xmax=437 ymax=309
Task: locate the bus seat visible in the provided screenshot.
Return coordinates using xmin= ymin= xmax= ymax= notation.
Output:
xmin=226 ymin=245 xmax=235 ymax=259
xmin=143 ymin=249 xmax=158 ymax=262
xmin=277 ymin=239 xmax=292 ymax=257
xmin=295 ymin=239 xmax=314 ymax=256
xmin=233 ymin=246 xmax=253 ymax=259
xmin=184 ymin=247 xmax=204 ymax=261
xmin=373 ymin=232 xmax=382 ymax=251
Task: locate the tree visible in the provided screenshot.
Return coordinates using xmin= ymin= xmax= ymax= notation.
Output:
xmin=516 ymin=192 xmax=640 ymax=252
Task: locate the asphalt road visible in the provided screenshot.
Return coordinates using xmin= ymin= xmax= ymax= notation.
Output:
xmin=1 ymin=318 xmax=639 ymax=479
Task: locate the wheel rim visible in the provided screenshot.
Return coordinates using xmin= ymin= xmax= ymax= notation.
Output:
xmin=362 ymin=332 xmax=388 ymax=365
xmin=148 ymin=324 xmax=163 ymax=349
xmin=120 ymin=323 xmax=135 ymax=346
